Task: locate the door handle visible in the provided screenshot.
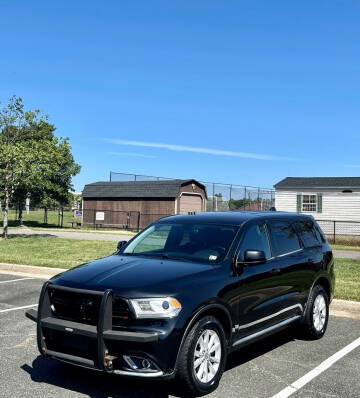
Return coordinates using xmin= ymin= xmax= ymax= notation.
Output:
xmin=270 ymin=268 xmax=281 ymax=274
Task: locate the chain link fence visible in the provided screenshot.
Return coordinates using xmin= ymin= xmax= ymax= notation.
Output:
xmin=317 ymin=220 xmax=360 ymax=245
xmin=82 ymin=209 xmax=169 ymax=231
xmin=110 ymin=172 xmax=275 ymax=212
xmin=4 ymin=199 xmax=360 ymax=246
xmin=0 ymin=207 xmax=76 ymax=228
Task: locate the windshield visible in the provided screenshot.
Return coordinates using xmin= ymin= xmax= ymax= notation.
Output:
xmin=120 ymin=222 xmax=238 ymax=264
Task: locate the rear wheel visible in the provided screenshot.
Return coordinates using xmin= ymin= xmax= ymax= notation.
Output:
xmin=176 ymin=316 xmax=227 ymax=396
xmin=300 ymin=285 xmax=329 ymax=339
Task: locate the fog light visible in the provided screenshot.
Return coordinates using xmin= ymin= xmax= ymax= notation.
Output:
xmin=123 ymin=355 xmax=158 ymax=372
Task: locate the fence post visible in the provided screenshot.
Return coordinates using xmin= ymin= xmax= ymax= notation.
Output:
xmin=44 ymin=207 xmax=48 ymax=225
xmin=258 ymin=188 xmax=260 ymax=210
xmin=244 ymin=186 xmax=247 ymax=210
xmin=137 ymin=212 xmax=141 ymax=232
xmin=212 ymin=183 xmax=215 ymax=211
xmin=333 ymin=220 xmax=336 ymax=244
xmin=94 ymin=210 xmax=96 ymax=230
xmin=61 ymin=208 xmax=64 ymax=228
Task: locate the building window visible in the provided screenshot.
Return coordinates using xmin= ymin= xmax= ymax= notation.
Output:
xmin=302 ymin=194 xmax=317 ymax=212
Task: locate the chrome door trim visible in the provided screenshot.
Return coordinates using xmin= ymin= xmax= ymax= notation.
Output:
xmin=277 ymin=248 xmax=304 ymax=258
xmin=232 ymin=304 xmax=303 ymax=332
xmin=232 ymin=315 xmax=301 ymax=347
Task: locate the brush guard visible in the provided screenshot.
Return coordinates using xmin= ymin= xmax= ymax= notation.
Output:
xmin=25 ymin=282 xmax=162 ymax=376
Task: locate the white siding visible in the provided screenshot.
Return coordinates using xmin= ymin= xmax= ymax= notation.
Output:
xmin=275 ymin=189 xmax=360 ymax=235
xmin=275 ymin=191 xmax=297 ymax=213
xmin=320 ymin=193 xmax=360 ymax=221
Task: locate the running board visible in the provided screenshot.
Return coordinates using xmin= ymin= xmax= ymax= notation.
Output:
xmin=232 ymin=315 xmax=301 ymax=347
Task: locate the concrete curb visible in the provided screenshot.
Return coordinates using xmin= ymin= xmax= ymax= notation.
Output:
xmin=330 ymin=298 xmax=360 ymax=320
xmin=0 ymin=263 xmax=359 ymax=320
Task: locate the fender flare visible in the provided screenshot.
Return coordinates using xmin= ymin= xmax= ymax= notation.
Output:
xmin=304 ymin=274 xmax=332 ymax=315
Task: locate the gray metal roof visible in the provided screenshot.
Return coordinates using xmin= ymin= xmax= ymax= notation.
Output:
xmin=82 ymin=179 xmax=206 ymax=198
xmin=274 ymin=177 xmax=360 ymax=189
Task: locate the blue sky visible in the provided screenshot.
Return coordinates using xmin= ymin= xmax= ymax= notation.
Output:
xmin=1 ymin=0 xmax=360 ymax=191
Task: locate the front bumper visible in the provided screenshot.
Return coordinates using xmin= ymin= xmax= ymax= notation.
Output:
xmin=25 ymin=282 xmax=178 ymax=378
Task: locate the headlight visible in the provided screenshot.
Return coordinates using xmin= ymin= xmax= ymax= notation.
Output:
xmin=129 ymin=297 xmax=182 ymax=319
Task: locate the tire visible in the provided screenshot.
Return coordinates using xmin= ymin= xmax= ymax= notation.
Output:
xmin=176 ymin=316 xmax=227 ymax=397
xmin=300 ymin=285 xmax=329 ymax=339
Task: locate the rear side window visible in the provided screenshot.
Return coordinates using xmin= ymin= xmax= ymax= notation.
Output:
xmin=314 ymin=223 xmax=326 ymax=243
xmin=238 ymin=224 xmax=271 ymax=261
xmin=268 ymin=221 xmax=301 ymax=256
xmin=294 ymin=221 xmax=320 ymax=248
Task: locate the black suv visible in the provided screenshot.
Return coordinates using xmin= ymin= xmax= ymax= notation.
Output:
xmin=26 ymin=211 xmax=334 ymax=396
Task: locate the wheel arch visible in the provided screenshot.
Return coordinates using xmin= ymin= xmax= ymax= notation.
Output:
xmin=305 ymin=274 xmax=332 ymax=314
xmin=173 ymin=303 xmax=233 ymax=371
xmin=314 ymin=275 xmax=331 ymax=301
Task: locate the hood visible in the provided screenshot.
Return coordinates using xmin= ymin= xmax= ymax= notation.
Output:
xmin=51 ymin=254 xmax=214 ymax=297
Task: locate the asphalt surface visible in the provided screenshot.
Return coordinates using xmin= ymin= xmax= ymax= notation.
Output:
xmin=1 ymin=274 xmax=360 ymax=398
xmin=332 ymin=249 xmax=360 ymax=260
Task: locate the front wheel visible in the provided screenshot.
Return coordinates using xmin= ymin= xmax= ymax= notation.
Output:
xmin=300 ymin=285 xmax=329 ymax=339
xmin=176 ymin=316 xmax=227 ymax=396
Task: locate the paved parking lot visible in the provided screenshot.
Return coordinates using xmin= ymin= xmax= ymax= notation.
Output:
xmin=1 ymin=273 xmax=359 ymax=398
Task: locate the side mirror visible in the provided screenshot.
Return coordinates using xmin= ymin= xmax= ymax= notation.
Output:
xmin=117 ymin=240 xmax=127 ymax=251
xmin=243 ymin=250 xmax=266 ymax=264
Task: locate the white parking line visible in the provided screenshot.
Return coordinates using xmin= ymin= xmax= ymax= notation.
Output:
xmin=0 ymin=277 xmax=33 ymax=284
xmin=0 ymin=304 xmax=38 ymax=313
xmin=272 ymin=336 xmax=360 ymax=398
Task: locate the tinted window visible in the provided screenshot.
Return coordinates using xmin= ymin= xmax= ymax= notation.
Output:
xmin=268 ymin=222 xmax=301 ymax=256
xmin=294 ymin=221 xmax=320 ymax=248
xmin=122 ymin=223 xmax=238 ymax=263
xmin=239 ymin=224 xmax=271 ymax=261
xmin=132 ymin=224 xmax=171 ymax=253
xmin=314 ymin=225 xmax=326 ymax=243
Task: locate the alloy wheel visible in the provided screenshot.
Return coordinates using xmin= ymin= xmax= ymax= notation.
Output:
xmin=193 ymin=329 xmax=222 ymax=384
xmin=313 ymin=294 xmax=327 ymax=332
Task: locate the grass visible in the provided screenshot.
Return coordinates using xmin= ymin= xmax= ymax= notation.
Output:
xmin=0 ymin=236 xmax=116 ymax=268
xmin=334 ymin=258 xmax=360 ymax=301
xmin=0 ymin=236 xmax=359 ymax=301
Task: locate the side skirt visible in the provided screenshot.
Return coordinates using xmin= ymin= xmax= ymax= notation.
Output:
xmin=231 ymin=315 xmax=301 ymax=349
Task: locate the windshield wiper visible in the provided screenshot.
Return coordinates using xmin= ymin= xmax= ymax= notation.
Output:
xmin=133 ymin=253 xmax=188 ymax=261
xmin=163 ymin=255 xmax=189 ymax=261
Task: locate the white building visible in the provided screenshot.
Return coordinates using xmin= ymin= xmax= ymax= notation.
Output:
xmin=274 ymin=177 xmax=360 ymax=235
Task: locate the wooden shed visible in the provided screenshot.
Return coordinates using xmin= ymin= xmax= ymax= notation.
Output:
xmin=82 ymin=179 xmax=207 ymax=229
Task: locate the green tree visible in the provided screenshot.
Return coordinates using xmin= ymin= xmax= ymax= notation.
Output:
xmin=0 ymin=96 xmax=80 ymax=238
xmin=229 ymin=198 xmax=251 ymax=210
